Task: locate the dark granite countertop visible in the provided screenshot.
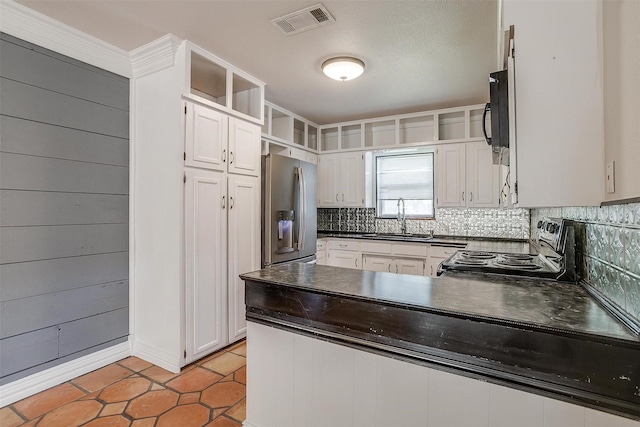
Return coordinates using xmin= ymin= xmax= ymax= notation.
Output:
xmin=242 ymin=263 xmax=640 ymax=419
xmin=317 ymin=232 xmax=539 ymax=255
xmin=241 ymin=263 xmax=636 ymax=342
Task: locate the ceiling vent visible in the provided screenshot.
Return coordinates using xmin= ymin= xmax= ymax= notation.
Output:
xmin=270 ymin=3 xmax=335 ymax=36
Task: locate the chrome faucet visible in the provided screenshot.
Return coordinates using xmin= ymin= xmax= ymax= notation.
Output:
xmin=397 ymin=197 xmax=407 ymax=234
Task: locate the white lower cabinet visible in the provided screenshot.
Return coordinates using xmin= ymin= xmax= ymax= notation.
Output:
xmin=184 ymin=169 xmax=227 ymax=362
xmin=184 ymin=170 xmax=260 ymax=364
xmin=363 ymin=255 xmax=425 ymax=275
xmin=327 ymin=250 xmax=360 ymax=269
xmin=426 ymin=245 xmax=462 ymax=277
xmin=227 ymin=175 xmax=260 ymax=342
xmin=316 ymin=239 xmax=327 ymax=265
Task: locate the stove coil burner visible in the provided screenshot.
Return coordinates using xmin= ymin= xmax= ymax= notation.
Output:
xmin=502 ymin=254 xmax=534 ymax=262
xmin=454 ymin=259 xmax=488 ymax=266
xmin=460 ymin=252 xmax=497 ymax=260
xmin=495 ymin=259 xmax=541 ymax=270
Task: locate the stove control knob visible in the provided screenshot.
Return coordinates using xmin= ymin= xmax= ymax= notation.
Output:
xmin=549 ymin=224 xmax=558 ymax=233
xmin=537 ymin=221 xmax=543 ymax=229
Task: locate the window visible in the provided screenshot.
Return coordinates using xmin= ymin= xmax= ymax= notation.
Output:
xmin=375 ymin=150 xmax=435 ymax=218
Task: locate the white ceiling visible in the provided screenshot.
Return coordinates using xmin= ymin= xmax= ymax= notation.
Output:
xmin=17 ymin=0 xmax=499 ymax=125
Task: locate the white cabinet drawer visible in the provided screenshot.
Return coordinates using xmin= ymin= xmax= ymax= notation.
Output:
xmin=360 ymin=240 xmax=392 ymax=254
xmin=328 ymin=239 xmax=360 ymax=251
xmin=429 ymin=245 xmax=464 ymax=258
xmin=316 ymin=239 xmax=327 ymax=251
xmin=392 ymin=243 xmax=428 ymax=257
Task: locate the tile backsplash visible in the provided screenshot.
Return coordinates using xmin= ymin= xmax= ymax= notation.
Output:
xmin=318 ymin=207 xmax=531 ymax=240
xmin=531 ymin=203 xmax=640 ymax=323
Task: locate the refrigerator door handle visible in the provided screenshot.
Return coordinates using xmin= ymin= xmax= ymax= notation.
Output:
xmin=296 ymin=166 xmax=306 ymax=251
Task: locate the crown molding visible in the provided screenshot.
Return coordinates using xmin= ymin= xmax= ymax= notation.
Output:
xmin=130 ymin=34 xmax=183 ymax=78
xmin=0 ymin=0 xmax=131 ymax=77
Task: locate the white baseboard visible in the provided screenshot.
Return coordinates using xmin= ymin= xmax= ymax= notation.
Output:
xmin=132 ymin=340 xmax=181 ymax=374
xmin=0 ymin=341 xmax=131 ymax=407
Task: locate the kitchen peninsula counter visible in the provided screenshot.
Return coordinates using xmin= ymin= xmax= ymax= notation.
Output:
xmin=241 ymin=263 xmax=640 ymax=421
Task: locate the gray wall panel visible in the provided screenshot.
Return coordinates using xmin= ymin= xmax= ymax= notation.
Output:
xmin=0 ymin=34 xmax=129 ymax=382
xmin=0 ymin=78 xmax=129 ymax=139
xmin=0 ymin=337 xmax=128 ymax=386
xmin=58 ymin=308 xmax=129 ymax=357
xmin=0 ymin=191 xmax=128 ymax=227
xmin=0 ymin=327 xmax=59 ymax=377
xmin=1 ymin=223 xmax=128 ymax=263
xmin=0 ymin=252 xmax=129 ymax=302
xmin=0 ymin=116 xmax=129 ymax=166
xmin=0 ymin=38 xmax=129 ymax=110
xmin=0 ymin=153 xmax=128 ymax=194
xmin=0 ymin=33 xmax=127 ymax=84
xmin=1 ymin=281 xmax=128 ymax=339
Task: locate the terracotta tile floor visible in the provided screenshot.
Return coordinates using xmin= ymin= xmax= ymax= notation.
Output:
xmin=1 ymin=340 xmax=247 ymax=427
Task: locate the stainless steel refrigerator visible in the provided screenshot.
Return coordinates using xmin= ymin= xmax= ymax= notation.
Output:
xmin=262 ymin=154 xmax=317 ymax=267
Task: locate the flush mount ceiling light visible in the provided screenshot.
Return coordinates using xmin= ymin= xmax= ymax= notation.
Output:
xmin=321 ymin=57 xmax=365 ymax=81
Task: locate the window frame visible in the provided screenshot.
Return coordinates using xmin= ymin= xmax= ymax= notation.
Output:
xmin=373 ymin=148 xmax=436 ymax=219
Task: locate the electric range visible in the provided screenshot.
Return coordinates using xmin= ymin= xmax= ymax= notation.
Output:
xmin=439 ymin=218 xmax=577 ymax=281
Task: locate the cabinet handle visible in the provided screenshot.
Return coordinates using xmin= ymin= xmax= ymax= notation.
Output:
xmin=342 ymin=194 xmax=345 ymax=202
xmin=230 ymin=151 xmax=234 ymax=164
xmin=229 ymin=196 xmax=234 ymax=209
xmin=355 ymin=258 xmax=358 ymax=268
xmin=222 ymin=195 xmax=226 ymax=209
xmin=339 ymin=244 xmax=347 ymax=248
xmin=462 ymin=191 xmax=465 ymax=201
xmin=470 ymin=192 xmax=473 ymax=202
xmin=223 ymin=149 xmax=226 ymax=163
xmin=388 ymin=264 xmax=391 ymax=272
xmin=431 ymin=265 xmax=434 ymax=275
xmin=336 ymin=194 xmax=339 ymax=202
xmin=396 ymin=265 xmax=398 ymax=273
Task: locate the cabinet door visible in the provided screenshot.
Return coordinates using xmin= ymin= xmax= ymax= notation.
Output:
xmin=184 ymin=169 xmax=227 ymax=363
xmin=394 ymin=258 xmax=425 ymax=276
xmin=362 ymin=255 xmax=392 ymax=273
xmin=339 ymin=152 xmax=365 ymax=207
xmin=228 ymin=117 xmax=261 ymax=176
xmin=316 ymin=250 xmax=327 ymax=265
xmin=426 ymin=257 xmax=445 ymax=277
xmin=467 ymin=141 xmax=499 ymax=207
xmin=327 ymin=250 xmax=360 ymax=269
xmin=318 ymin=154 xmax=340 ymax=207
xmin=185 ymin=102 xmax=227 ymax=171
xmin=227 ymin=175 xmax=260 ymax=342
xmin=436 ymin=143 xmax=465 ymax=207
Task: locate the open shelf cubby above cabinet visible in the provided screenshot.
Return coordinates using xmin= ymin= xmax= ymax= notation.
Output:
xmin=319 ymin=104 xmax=488 ymax=152
xmin=186 ymin=44 xmax=264 ymax=125
xmin=262 ymin=101 xmax=320 ymax=154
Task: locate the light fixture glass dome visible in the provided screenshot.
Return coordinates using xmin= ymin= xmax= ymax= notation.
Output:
xmin=322 ymin=57 xmax=365 ymax=81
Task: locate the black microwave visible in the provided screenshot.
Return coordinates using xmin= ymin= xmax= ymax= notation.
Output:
xmin=483 ymin=70 xmax=509 ymax=164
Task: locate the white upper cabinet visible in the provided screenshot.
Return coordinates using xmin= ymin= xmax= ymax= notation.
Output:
xmin=228 ymin=117 xmax=261 ymax=176
xmin=466 ymin=141 xmax=499 ymax=208
xmin=185 ymin=103 xmax=227 ymax=171
xmin=503 ymin=0 xmax=604 ymax=207
xmin=185 ymin=101 xmax=260 ymax=177
xmin=318 ymin=152 xmax=365 ymax=208
xmin=436 ymin=141 xmax=499 ymax=208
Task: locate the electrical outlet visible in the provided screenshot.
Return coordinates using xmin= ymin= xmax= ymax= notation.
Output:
xmin=606 ymin=161 xmax=615 ymax=193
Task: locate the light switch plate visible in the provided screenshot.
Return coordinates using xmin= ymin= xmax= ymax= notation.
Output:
xmin=606 ymin=161 xmax=615 ymax=193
